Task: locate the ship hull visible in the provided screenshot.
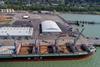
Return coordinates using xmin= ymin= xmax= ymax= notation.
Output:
xmin=0 ymin=52 xmax=94 ymax=62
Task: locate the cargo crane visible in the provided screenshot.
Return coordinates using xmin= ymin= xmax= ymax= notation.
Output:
xmin=73 ymin=28 xmax=85 ymax=45
xmin=54 ymin=35 xmax=61 ymax=53
xmin=67 ymin=28 xmax=85 ymax=53
xmin=7 ymin=33 xmax=16 ymax=54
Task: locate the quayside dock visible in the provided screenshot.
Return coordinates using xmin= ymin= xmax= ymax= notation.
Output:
xmin=83 ymin=38 xmax=100 ymax=46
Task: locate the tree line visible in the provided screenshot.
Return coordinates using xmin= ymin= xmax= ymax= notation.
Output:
xmin=1 ymin=0 xmax=100 ymax=12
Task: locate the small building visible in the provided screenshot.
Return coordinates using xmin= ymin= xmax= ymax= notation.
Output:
xmin=41 ymin=20 xmax=62 ymax=35
xmin=0 ymin=27 xmax=33 ymax=39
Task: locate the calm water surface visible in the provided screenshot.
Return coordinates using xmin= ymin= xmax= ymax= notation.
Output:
xmin=61 ymin=13 xmax=100 ymax=37
xmin=61 ymin=13 xmax=100 ymax=23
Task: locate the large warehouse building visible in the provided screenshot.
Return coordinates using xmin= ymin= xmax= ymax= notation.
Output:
xmin=0 ymin=27 xmax=33 ymax=39
xmin=41 ymin=20 xmax=62 ymax=35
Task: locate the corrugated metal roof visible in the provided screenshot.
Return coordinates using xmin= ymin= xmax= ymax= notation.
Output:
xmin=41 ymin=20 xmax=62 ymax=32
xmin=0 ymin=27 xmax=33 ymax=36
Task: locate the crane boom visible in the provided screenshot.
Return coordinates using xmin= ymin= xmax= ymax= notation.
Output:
xmin=7 ymin=33 xmax=16 ymax=54
xmin=73 ymin=28 xmax=85 ymax=45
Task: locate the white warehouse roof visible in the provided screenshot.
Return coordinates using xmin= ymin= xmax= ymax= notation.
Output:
xmin=0 ymin=27 xmax=33 ymax=36
xmin=41 ymin=20 xmax=62 ymax=32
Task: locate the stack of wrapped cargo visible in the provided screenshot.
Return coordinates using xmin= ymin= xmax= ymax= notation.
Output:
xmin=58 ymin=45 xmax=69 ymax=54
xmin=0 ymin=46 xmax=15 ymax=54
xmin=40 ymin=45 xmax=48 ymax=54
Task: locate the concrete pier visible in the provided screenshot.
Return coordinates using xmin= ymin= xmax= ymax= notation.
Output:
xmin=87 ymin=38 xmax=100 ymax=46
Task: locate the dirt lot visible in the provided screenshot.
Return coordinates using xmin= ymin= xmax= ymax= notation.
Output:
xmin=0 ymin=16 xmax=13 ymax=24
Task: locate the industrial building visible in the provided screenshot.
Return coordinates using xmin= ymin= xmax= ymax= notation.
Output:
xmin=0 ymin=27 xmax=33 ymax=39
xmin=41 ymin=20 xmax=62 ymax=35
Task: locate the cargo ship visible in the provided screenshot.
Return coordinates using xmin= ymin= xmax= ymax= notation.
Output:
xmin=0 ymin=39 xmax=96 ymax=61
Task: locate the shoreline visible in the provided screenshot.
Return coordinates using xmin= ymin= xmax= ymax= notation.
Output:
xmin=13 ymin=10 xmax=100 ymax=15
xmin=58 ymin=12 xmax=100 ymax=16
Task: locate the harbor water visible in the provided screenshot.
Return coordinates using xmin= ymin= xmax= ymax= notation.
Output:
xmin=60 ymin=13 xmax=100 ymax=23
xmin=60 ymin=13 xmax=100 ymax=38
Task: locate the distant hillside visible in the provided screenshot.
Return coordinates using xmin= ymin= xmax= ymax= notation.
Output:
xmin=66 ymin=0 xmax=100 ymax=2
